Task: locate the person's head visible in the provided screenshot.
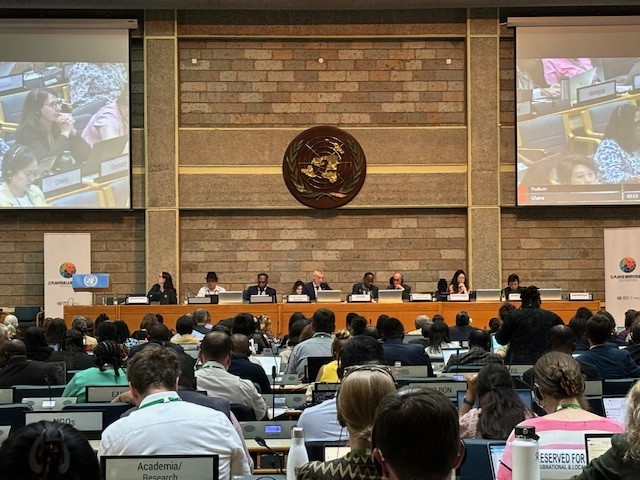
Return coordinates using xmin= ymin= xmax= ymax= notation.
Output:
xmin=379 ymin=317 xmax=404 ymax=341
xmin=92 ymin=341 xmax=123 ymax=377
xmin=547 ymin=325 xmax=576 ymax=354
xmin=468 ymin=329 xmax=491 ymax=351
xmin=70 ymin=316 xmax=88 ymax=335
xmin=625 ymin=309 xmax=639 ymax=329
xmin=346 ymin=312 xmax=359 ymax=329
xmin=0 ymin=324 xmax=8 ymax=344
xmin=498 ymin=302 xmax=516 ymax=322
xmin=625 ymin=381 xmax=640 ymax=461
xmin=127 ymin=343 xmax=180 ymax=402
xmin=414 ymin=315 xmax=430 ymax=330
xmin=311 ymin=308 xmax=335 ymax=334
xmin=312 ymin=270 xmax=325 ymax=286
xmin=0 ymin=145 xmax=40 ymax=196
xmin=200 ymin=331 xmax=233 ymax=366
xmin=257 ymin=273 xmax=269 ymax=288
xmin=112 ymin=320 xmax=130 ymax=344
xmin=139 ymin=313 xmax=158 ymax=332
xmin=455 ymin=311 xmax=470 ymax=327
xmin=232 ymin=313 xmax=257 ymax=336
xmin=391 ymin=272 xmax=404 ymax=286
xmin=476 ymin=363 xmax=527 ymax=440
xmin=436 ymin=278 xmax=448 ymax=293
xmin=205 ymin=271 xmax=218 ymax=289
xmin=45 ymin=318 xmax=67 ymax=346
xmin=157 ymin=271 xmax=174 ymax=290
xmin=603 ymin=103 xmax=640 ymax=153
xmin=363 ymin=326 xmax=380 ymax=340
xmin=574 ymin=307 xmax=593 ymax=321
xmin=587 ymin=313 xmax=614 ymax=346
xmin=288 ymin=312 xmax=306 ymax=331
xmin=373 ymin=389 xmax=463 ymax=480
xmin=231 ymin=333 xmax=251 ymax=357
xmin=3 ymin=314 xmax=18 ymax=338
xmin=0 ymin=339 xmax=27 ymax=367
xmin=488 ymin=317 xmax=502 ymax=333
xmin=363 ymin=272 xmax=375 ymax=288
xmin=631 ymin=320 xmax=640 ymax=345
xmin=20 ymin=87 xmax=63 ymax=129
xmin=175 ymin=315 xmax=194 ymax=336
xmin=450 ymin=269 xmax=467 ymax=287
xmin=147 ymin=323 xmax=172 ymax=342
xmin=534 ymin=352 xmax=586 ymax=412
xmin=351 ymin=316 xmax=368 ymax=336
xmin=519 ymin=285 xmax=541 ymax=308
xmin=0 ymin=420 xmax=100 ymax=480
xmin=556 ymin=155 xmax=597 ymax=185
xmin=25 ymin=327 xmax=48 ymax=347
xmin=568 ymin=314 xmax=588 ymax=341
xmin=506 ymin=273 xmax=520 ymax=290
xmin=331 ymin=330 xmax=351 ymax=359
xmin=338 ymin=335 xmax=386 ymax=379
xmin=292 ymin=280 xmax=304 ymax=295
xmin=96 ymin=322 xmax=117 ymax=343
xmin=94 ymin=313 xmax=109 ymax=333
xmin=192 ymin=308 xmax=210 ymax=326
xmin=287 ymin=319 xmax=308 ymax=347
xmin=337 ymin=366 xmax=396 ymax=448
xmin=428 ymin=320 xmax=451 ymax=351
xmin=62 ymin=329 xmax=84 ymax=353
xmin=376 ymin=314 xmax=390 ymax=332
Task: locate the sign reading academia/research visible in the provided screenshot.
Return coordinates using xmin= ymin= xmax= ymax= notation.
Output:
xmin=604 ymin=227 xmax=640 ymax=326
xmin=44 ymin=233 xmax=92 ymax=318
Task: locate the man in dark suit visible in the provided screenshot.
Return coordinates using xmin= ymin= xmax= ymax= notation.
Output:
xmin=0 ymin=339 xmax=56 ymax=387
xmin=228 ymin=334 xmax=271 ymax=394
xmin=351 ymin=271 xmax=379 ymax=299
xmin=379 ymin=317 xmax=433 ymax=375
xmin=243 ymin=272 xmax=277 ymax=302
xmin=387 ymin=271 xmax=411 ymax=300
xmin=302 ymin=270 xmax=331 ymax=301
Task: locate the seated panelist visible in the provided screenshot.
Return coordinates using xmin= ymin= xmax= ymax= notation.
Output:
xmin=386 ymin=272 xmax=411 ymax=300
xmin=146 ymin=271 xmax=177 ymax=304
xmin=502 ymin=273 xmax=525 ymax=299
xmin=243 ymin=272 xmax=276 ymax=301
xmin=302 ymin=270 xmax=331 ymax=301
xmin=197 ymin=271 xmax=227 ymax=297
xmin=448 ymin=269 xmax=469 ymax=294
xmin=351 ymin=272 xmax=379 ymax=299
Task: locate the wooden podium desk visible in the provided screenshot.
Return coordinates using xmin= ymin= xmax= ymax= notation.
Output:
xmin=64 ymin=300 xmax=600 ymax=336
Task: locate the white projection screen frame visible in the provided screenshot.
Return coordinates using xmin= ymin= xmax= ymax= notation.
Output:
xmin=509 ymin=16 xmax=640 ymax=206
xmin=0 ymin=19 xmax=136 ymax=209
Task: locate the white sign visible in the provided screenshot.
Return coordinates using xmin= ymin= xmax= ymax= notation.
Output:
xmin=604 ymin=228 xmax=640 ymax=326
xmin=102 ymin=455 xmax=218 ymax=480
xmin=25 ymin=411 xmax=103 ymax=431
xmin=44 ymin=233 xmax=92 ymax=318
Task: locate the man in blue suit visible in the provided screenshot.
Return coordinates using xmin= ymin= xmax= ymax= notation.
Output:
xmin=243 ymin=273 xmax=276 ymax=302
xmin=380 ymin=317 xmax=433 ymax=376
xmin=577 ymin=313 xmax=640 ymax=379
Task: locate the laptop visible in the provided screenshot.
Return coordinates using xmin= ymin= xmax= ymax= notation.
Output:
xmin=316 ymin=290 xmax=341 ymax=303
xmin=217 ymin=291 xmax=243 ymax=305
xmin=442 ymin=348 xmax=469 ymax=366
xmin=253 ymin=356 xmax=282 ymax=377
xmin=377 ymin=289 xmax=403 ymax=304
xmin=569 ymin=68 xmax=597 ymax=105
xmin=584 ymin=433 xmax=614 ymax=464
xmin=312 ymin=383 xmax=340 ymax=406
xmin=475 ymin=289 xmax=501 ymax=302
xmin=456 ymin=389 xmax=533 ymax=409
xmin=602 ymin=396 xmax=627 ymax=424
xmin=539 ymin=288 xmax=562 ymax=301
xmin=83 ymin=134 xmax=129 ymax=175
xmin=101 ymin=455 xmax=218 ymax=480
xmin=488 ymin=442 xmax=507 ymax=480
xmin=490 ymin=333 xmax=500 ymax=353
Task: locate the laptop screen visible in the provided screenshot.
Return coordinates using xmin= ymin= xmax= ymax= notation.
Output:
xmin=442 ymin=348 xmax=469 ymax=365
xmin=488 ymin=443 xmax=506 ymax=479
xmin=584 ymin=434 xmax=614 ymax=464
xmin=253 ymin=356 xmax=282 ymax=377
xmin=456 ymin=389 xmax=532 ymax=409
xmin=602 ymin=396 xmax=627 ymax=424
xmin=101 ymin=455 xmax=219 ymax=480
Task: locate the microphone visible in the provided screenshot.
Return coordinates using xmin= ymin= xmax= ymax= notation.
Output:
xmin=271 ymin=365 xmax=277 ymax=421
xmin=255 ymin=436 xmax=284 ymax=474
xmin=43 ymin=374 xmax=55 ymax=409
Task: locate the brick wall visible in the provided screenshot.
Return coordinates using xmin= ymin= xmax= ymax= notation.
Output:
xmin=179 ymin=39 xmax=465 ymax=127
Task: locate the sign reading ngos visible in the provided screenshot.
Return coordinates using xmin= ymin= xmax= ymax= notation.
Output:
xmin=101 ymin=455 xmax=219 ymax=480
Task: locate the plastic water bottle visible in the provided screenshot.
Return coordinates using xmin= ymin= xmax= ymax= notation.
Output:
xmin=512 ymin=425 xmax=540 ymax=480
xmin=286 ymin=427 xmax=308 ymax=480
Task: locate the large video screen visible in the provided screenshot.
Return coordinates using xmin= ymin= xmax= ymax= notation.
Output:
xmin=0 ymin=21 xmax=133 ymax=209
xmin=512 ymin=17 xmax=640 ymax=206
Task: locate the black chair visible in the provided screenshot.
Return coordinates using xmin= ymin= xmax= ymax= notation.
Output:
xmin=62 ymin=402 xmax=131 ymax=429
xmin=458 ymin=439 xmax=506 ymax=480
xmin=230 ymin=403 xmax=257 ymax=421
xmin=13 ymin=306 xmax=42 ymax=329
xmin=0 ymin=403 xmax=32 ymax=430
xmin=603 ymin=378 xmax=638 ymax=396
xmin=13 ymin=385 xmax=65 ymax=403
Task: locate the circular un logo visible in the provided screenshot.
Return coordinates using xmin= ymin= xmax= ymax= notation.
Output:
xmin=59 ymin=262 xmax=76 ymax=279
xmin=620 ymin=257 xmax=637 ymax=273
xmin=83 ymin=274 xmax=98 ymax=287
xmin=283 ymin=126 xmax=366 ymax=209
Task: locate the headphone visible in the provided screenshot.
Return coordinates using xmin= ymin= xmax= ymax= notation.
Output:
xmin=1 ymin=146 xmax=27 ymax=181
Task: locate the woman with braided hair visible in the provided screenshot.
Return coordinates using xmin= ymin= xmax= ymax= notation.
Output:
xmin=497 ymin=352 xmax=624 ymax=480
xmin=62 ymin=340 xmax=127 ymax=403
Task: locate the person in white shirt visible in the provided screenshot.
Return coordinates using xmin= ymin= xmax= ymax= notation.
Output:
xmin=196 ymin=271 xmax=227 ymax=297
xmin=196 ymin=331 xmax=267 ymax=420
xmin=98 ymin=344 xmax=250 ymax=480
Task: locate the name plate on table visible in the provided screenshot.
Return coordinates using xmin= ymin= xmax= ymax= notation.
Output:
xmin=40 ymin=168 xmax=82 ymax=194
xmin=72 ymin=273 xmax=110 ymax=290
xmin=449 ymin=293 xmax=470 ymax=302
xmin=100 ymin=155 xmax=129 ymax=177
xmin=250 ymin=295 xmax=274 ymax=304
xmin=102 ymin=455 xmax=218 ymax=480
xmin=287 ymin=295 xmax=309 ymax=303
xmin=393 ymin=365 xmax=431 ymax=378
xmin=25 ymin=411 xmax=103 ymax=431
xmin=577 ymin=79 xmax=615 ymax=104
xmin=125 ymin=296 xmax=149 ymax=305
xmin=86 ymin=385 xmax=130 ymax=403
xmin=407 ymin=381 xmax=466 ymax=398
xmin=188 ymin=296 xmax=211 ymax=304
xmin=507 ymin=293 xmax=521 ymax=301
xmin=569 ymin=292 xmax=593 ymax=301
xmin=410 ymin=293 xmax=432 ymax=302
xmin=350 ymin=294 xmax=371 ymax=302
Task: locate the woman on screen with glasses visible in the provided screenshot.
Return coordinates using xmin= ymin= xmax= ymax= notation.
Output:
xmin=0 ymin=145 xmax=46 ymax=207
xmin=594 ymin=104 xmax=640 ymax=184
xmin=15 ymin=87 xmax=87 ymax=167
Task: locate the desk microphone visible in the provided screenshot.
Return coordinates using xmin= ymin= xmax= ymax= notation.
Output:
xmin=43 ymin=374 xmax=55 ymax=410
xmin=255 ymin=435 xmax=284 ymax=474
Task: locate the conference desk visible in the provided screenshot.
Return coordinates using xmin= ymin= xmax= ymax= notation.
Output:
xmin=63 ymin=300 xmax=600 ymax=336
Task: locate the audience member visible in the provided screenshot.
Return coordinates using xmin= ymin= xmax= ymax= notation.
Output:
xmin=128 ymin=322 xmax=185 ymax=359
xmin=488 ymin=317 xmax=502 ymax=333
xmin=24 ymin=327 xmax=53 ymax=361
xmin=627 ymin=321 xmax=640 ymax=365
xmin=98 ymin=344 xmax=250 ymax=479
xmin=0 ymin=325 xmax=9 ymax=345
xmin=379 ymin=317 xmax=433 ymax=374
xmin=192 ymin=308 xmax=212 ymax=338
xmin=3 ymin=314 xmax=18 ymax=338
xmin=619 ymin=309 xmax=639 ymax=341
xmin=280 ymin=318 xmax=308 ymax=370
xmin=131 ymin=313 xmax=158 ymax=341
xmin=196 ymin=331 xmax=267 ymax=420
xmin=44 ymin=318 xmax=66 ymax=351
xmin=0 ymin=421 xmax=100 ymax=480
xmin=316 ymin=330 xmax=351 ymax=382
xmin=444 ymin=329 xmax=502 ymax=372
xmin=286 ymin=308 xmax=335 ymax=379
xmin=569 ymin=313 xmax=591 ymax=352
xmin=171 ymin=315 xmax=201 ymax=344
xmin=71 ymin=316 xmax=97 ymax=347
xmin=372 ymin=389 xmax=464 ymax=480
xmin=350 ymin=315 xmax=368 ymax=336
xmin=46 ymin=329 xmax=95 ymax=371
xmin=497 ymin=352 xmax=624 ymax=480
xmin=228 ymin=333 xmax=271 ymax=394
xmin=427 ymin=319 xmax=456 ymax=356
xmin=407 ymin=321 xmax=431 ymax=349
xmin=593 ymin=104 xmax=640 ymax=183
xmin=0 ymin=339 xmax=57 ymax=386
xmin=449 ymin=311 xmax=476 ymax=342
xmin=407 ymin=314 xmax=430 ymax=335
xmin=232 ymin=312 xmax=266 ymax=353
xmin=577 ymin=313 xmax=640 ymax=379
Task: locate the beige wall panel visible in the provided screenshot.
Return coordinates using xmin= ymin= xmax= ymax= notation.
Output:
xmin=177 ymin=10 xmax=467 ymax=37
xmin=178 ymin=172 xmax=467 ymax=209
xmin=145 ymin=10 xmax=175 ymax=37
xmin=470 ymin=208 xmax=501 ymax=289
xmin=469 ymin=8 xmax=499 ymax=35
xmin=146 ymin=210 xmax=178 ymax=283
xmin=146 ymin=39 xmax=177 ymax=208
xmin=500 ymin=172 xmax=516 ymax=206
xmin=500 ymin=126 xmax=515 ymax=165
xmin=178 ymin=128 xmax=468 ymax=166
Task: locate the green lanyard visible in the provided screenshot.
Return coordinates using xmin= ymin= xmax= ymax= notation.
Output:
xmin=556 ymin=403 xmax=581 ymax=411
xmin=139 ymin=396 xmax=182 ymax=410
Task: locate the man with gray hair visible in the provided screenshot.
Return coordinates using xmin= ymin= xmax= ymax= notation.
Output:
xmin=191 ymin=308 xmax=211 ymax=339
xmin=408 ymin=314 xmax=431 ymax=335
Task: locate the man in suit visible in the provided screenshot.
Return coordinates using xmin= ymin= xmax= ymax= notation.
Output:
xmin=302 ymin=270 xmax=331 ymax=301
xmin=351 ymin=271 xmax=379 ymax=299
xmin=379 ymin=317 xmax=433 ymax=375
xmin=578 ymin=313 xmax=640 ymax=379
xmin=243 ymin=272 xmax=277 ymax=301
xmin=387 ymin=271 xmax=411 ymax=300
xmin=0 ymin=339 xmax=57 ymax=387
xmin=228 ymin=334 xmax=271 ymax=394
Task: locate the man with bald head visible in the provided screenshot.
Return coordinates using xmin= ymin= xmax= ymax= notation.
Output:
xmin=0 ymin=339 xmax=56 ymax=386
xmin=302 ymin=270 xmax=331 ymax=301
xmin=387 ymin=272 xmax=411 ymax=300
xmin=196 ymin=332 xmax=267 ymax=419
xmin=228 ymin=334 xmax=271 ymax=394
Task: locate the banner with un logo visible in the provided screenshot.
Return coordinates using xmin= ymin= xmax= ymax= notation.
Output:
xmin=604 ymin=228 xmax=640 ymax=326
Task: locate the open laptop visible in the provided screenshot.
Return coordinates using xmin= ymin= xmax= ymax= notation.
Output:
xmin=217 ymin=291 xmax=243 ymax=305
xmin=377 ymin=289 xmax=403 ymax=304
xmin=602 ymin=395 xmax=627 ymax=424
xmin=539 ymin=288 xmax=562 ymax=301
xmin=316 ymin=290 xmax=341 ymax=303
xmin=569 ymin=68 xmax=597 ymax=105
xmin=83 ymin=134 xmax=129 ymax=175
xmin=253 ymin=356 xmax=282 ymax=377
xmin=585 ymin=433 xmax=614 ymax=464
xmin=442 ymin=348 xmax=469 ymax=366
xmin=475 ymin=289 xmax=501 ymax=302
xmin=101 ymin=455 xmax=218 ymax=480
xmin=488 ymin=442 xmax=507 ymax=480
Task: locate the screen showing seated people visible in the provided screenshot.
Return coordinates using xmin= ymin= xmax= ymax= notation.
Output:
xmin=0 ymin=20 xmax=133 ymax=209
xmin=512 ymin=17 xmax=640 ymax=206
